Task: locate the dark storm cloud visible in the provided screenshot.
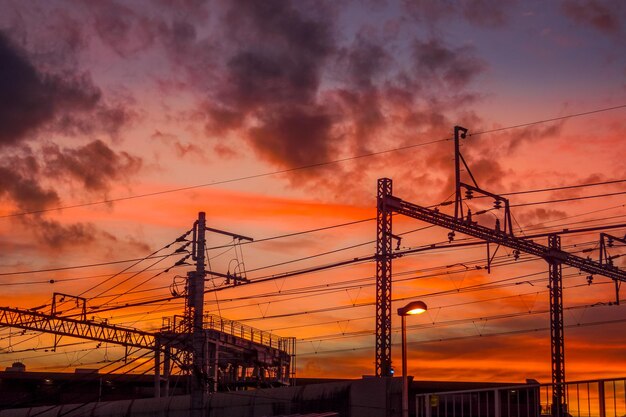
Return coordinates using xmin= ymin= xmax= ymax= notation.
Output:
xmin=561 ymin=1 xmax=623 ymax=35
xmin=0 ymin=139 xmax=142 ymax=213
xmin=144 ymin=0 xmax=488 ymax=193
xmin=403 ymin=0 xmax=513 ymax=28
xmin=248 ymin=107 xmax=335 ymax=167
xmin=0 ymin=157 xmax=60 ymax=213
xmin=51 ymin=101 xmax=137 ymax=141
xmin=333 ymin=34 xmax=390 ymax=147
xmin=412 ymin=39 xmax=485 ymax=89
xmin=43 ymin=140 xmax=142 ymax=192
xmin=90 ymin=1 xmax=158 ymax=57
xmin=206 ymin=0 xmax=336 ymax=170
xmin=36 ymin=218 xmax=97 ymax=248
xmin=218 ymin=0 xmax=334 ymax=111
xmin=503 ymin=123 xmax=563 ymax=153
xmin=0 ymin=31 xmax=101 ymax=147
xmin=517 ymin=208 xmax=568 ymax=226
xmin=152 ymin=130 xmax=207 ymax=161
xmin=470 ymin=123 xmax=564 ymax=157
xmin=461 ymin=0 xmax=511 ymax=28
xmin=340 ymin=33 xmax=391 ymax=90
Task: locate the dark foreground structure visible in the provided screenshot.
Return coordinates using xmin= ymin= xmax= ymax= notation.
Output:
xmin=0 ymin=375 xmax=529 ymax=417
xmin=0 ymin=377 xmax=399 ymax=417
xmin=2 ymin=375 xmax=624 ymax=417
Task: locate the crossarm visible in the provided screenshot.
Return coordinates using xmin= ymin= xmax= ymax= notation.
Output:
xmin=385 ymin=195 xmax=626 ymax=281
xmin=0 ymin=307 xmax=156 ymax=350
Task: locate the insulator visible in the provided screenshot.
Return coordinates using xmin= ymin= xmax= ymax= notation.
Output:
xmin=513 ymin=249 xmax=520 ymax=260
xmin=587 ymin=275 xmax=593 ymax=285
xmin=448 ymin=231 xmax=455 ymax=242
xmin=493 ymin=199 xmax=502 ymax=210
xmin=608 ymin=237 xmax=614 ymax=247
xmin=465 ymin=189 xmax=474 ymax=199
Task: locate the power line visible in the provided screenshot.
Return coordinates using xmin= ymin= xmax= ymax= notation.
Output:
xmin=469 ymin=104 xmax=626 ymax=136
xmin=0 ymin=218 xmax=375 ymax=277
xmin=68 ymin=234 xmax=602 ymax=317
xmin=64 ymin=227 xmax=604 ymax=320
xmin=297 ymin=316 xmax=626 ymax=357
xmin=2 ymin=182 xmax=624 ymax=279
xmin=297 ymin=282 xmax=615 ymax=343
xmin=2 ymin=103 xmax=624 ymax=221
xmin=0 ymin=254 xmax=175 ymax=277
xmin=501 ymin=179 xmax=626 ymax=197
xmin=0 ymin=138 xmax=449 ymax=219
xmin=510 ymin=191 xmax=626 ymax=208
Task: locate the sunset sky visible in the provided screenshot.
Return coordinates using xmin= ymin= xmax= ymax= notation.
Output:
xmin=0 ymin=0 xmax=625 ymax=385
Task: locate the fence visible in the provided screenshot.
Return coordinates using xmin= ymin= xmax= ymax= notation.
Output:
xmin=203 ymin=313 xmax=295 ymax=355
xmin=416 ymin=377 xmax=626 ymax=417
xmin=161 ymin=313 xmax=297 ymax=383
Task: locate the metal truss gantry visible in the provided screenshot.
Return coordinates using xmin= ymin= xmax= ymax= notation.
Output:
xmin=375 ymin=126 xmax=626 ymax=417
xmin=376 ymin=178 xmax=393 ymax=377
xmin=0 ymin=213 xmax=295 ymax=409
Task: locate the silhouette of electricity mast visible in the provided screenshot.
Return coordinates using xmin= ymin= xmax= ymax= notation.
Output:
xmin=375 ymin=126 xmax=626 ymax=416
xmin=188 ymin=212 xmax=252 ymax=417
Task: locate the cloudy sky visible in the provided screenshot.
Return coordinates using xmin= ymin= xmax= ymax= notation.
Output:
xmin=0 ymin=0 xmax=625 ymax=384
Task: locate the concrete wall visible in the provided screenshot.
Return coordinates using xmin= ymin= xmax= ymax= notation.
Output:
xmin=0 ymin=378 xmax=402 ymax=417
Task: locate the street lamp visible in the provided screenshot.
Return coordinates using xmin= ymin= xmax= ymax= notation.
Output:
xmin=398 ymin=300 xmax=427 ymax=417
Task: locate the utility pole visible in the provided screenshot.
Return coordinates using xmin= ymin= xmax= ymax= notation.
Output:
xmin=376 ymin=178 xmax=393 ymax=377
xmin=548 ymin=234 xmax=565 ymax=417
xmin=187 ymin=212 xmax=253 ymax=415
xmin=373 ymin=125 xmax=626 ymax=415
xmin=190 ymin=212 xmax=207 ymax=417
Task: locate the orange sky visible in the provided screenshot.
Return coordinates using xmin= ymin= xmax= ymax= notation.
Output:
xmin=0 ymin=0 xmax=625 ymax=385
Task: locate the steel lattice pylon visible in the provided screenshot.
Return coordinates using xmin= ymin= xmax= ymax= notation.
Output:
xmin=376 ymin=178 xmax=393 ymax=377
xmin=548 ymin=234 xmax=566 ymax=416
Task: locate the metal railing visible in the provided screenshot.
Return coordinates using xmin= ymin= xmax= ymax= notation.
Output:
xmin=161 ymin=313 xmax=297 ymax=383
xmin=416 ymin=377 xmax=626 ymax=417
xmin=161 ymin=314 xmax=294 ymax=355
xmin=203 ymin=313 xmax=295 ymax=355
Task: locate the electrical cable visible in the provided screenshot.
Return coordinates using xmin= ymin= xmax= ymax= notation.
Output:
xmin=468 ymin=104 xmax=626 ymax=136
xmin=510 ymin=191 xmax=626 ymax=208
xmin=297 ymin=282 xmax=616 ymax=342
xmin=2 ymin=187 xmax=623 ymax=279
xmin=297 ymin=315 xmax=626 ymax=357
xmin=2 ymin=103 xmax=624 ymax=221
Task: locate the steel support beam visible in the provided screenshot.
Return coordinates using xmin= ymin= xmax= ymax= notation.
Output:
xmin=381 ymin=190 xmax=626 ymax=416
xmin=0 ymin=307 xmax=155 ymax=349
xmin=376 ymin=178 xmax=393 ymax=377
xmin=548 ymin=234 xmax=566 ymax=417
xmin=191 ymin=212 xmax=207 ymax=417
xmin=384 ymin=196 xmax=626 ymax=282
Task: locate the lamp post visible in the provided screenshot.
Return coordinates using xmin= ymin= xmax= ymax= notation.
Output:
xmin=398 ymin=300 xmax=427 ymax=417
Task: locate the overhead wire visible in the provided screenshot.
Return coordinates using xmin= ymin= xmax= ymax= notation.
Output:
xmin=76 ymin=233 xmax=189 ymax=298
xmin=65 ymin=229 xmax=610 ymax=317
xmin=468 ymin=103 xmax=626 ymax=136
xmin=1 ymin=103 xmax=624 ymax=221
xmin=2 ymin=105 xmax=624 ymax=389
xmin=298 ymin=315 xmax=626 ymax=357
xmin=1 ymin=182 xmax=623 ymax=280
xmin=297 ymin=281 xmax=617 ymax=343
